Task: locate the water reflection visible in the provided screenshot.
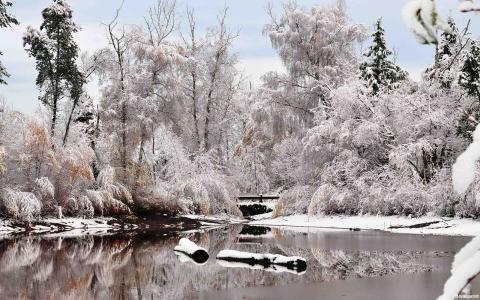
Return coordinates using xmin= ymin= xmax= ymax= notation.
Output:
xmin=216 ymin=250 xmax=307 ymax=275
xmin=239 ymin=225 xmax=271 ymax=236
xmin=0 ymin=225 xmax=441 ymax=299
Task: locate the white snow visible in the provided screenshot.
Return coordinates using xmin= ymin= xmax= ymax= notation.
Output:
xmin=250 ymin=215 xmax=480 ymax=236
xmin=0 ymin=217 xmax=135 ymax=238
xmin=452 ymin=124 xmax=480 ymax=194
xmin=174 ymin=238 xmax=207 ymax=256
xmin=437 ymin=235 xmax=480 ymax=300
xmin=402 ymin=0 xmax=452 ymax=44
xmin=217 ymin=249 xmax=264 ymax=260
xmin=174 ymin=238 xmax=209 ymax=265
xmin=451 ymin=235 xmax=480 ymax=272
xmin=459 ymin=0 xmax=480 ymax=13
xmin=402 ymin=0 xmax=437 ymax=44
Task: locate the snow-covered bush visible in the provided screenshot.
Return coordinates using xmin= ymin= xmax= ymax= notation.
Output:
xmin=385 ymin=184 xmax=431 ymax=217
xmin=33 ymin=177 xmax=56 ymax=215
xmin=77 ymin=195 xmax=94 ymax=218
xmin=1 ymin=188 xmax=42 ymax=221
xmin=271 ymin=137 xmax=304 ymax=188
xmin=54 ymin=144 xmax=95 ymax=208
xmin=85 ymin=189 xmax=131 ymax=217
xmin=97 ymin=166 xmax=133 ymax=206
xmin=18 ymin=121 xmax=55 ymax=187
xmin=34 ymin=177 xmax=54 ymax=200
xmin=273 ymin=185 xmax=315 ymax=217
xmin=66 ymin=196 xmax=95 ymax=218
xmin=308 ymin=184 xmax=359 ymax=216
xmin=133 ymin=184 xmax=183 ymax=215
xmin=177 ymin=176 xmax=240 ymax=216
xmin=86 ymin=190 xmax=104 ymax=216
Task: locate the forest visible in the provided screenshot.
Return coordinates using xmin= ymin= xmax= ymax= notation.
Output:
xmin=1 ymin=0 xmax=480 ymax=222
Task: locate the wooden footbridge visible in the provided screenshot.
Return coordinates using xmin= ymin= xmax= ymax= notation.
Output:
xmin=237 ymin=194 xmax=280 ymax=203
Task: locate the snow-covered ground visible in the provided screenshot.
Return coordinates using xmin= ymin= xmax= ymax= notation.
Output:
xmin=249 ymin=215 xmax=480 ymax=236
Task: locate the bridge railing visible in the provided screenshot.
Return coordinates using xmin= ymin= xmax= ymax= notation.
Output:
xmin=237 ymin=195 xmax=280 ymax=203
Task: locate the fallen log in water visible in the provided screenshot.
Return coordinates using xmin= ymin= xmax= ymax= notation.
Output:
xmin=174 ymin=238 xmax=209 ymax=265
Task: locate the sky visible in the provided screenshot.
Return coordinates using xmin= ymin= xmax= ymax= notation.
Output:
xmin=0 ymin=0 xmax=479 ymax=114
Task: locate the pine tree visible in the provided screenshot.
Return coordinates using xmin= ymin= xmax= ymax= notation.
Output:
xmin=457 ymin=41 xmax=480 ymax=140
xmin=0 ymin=0 xmax=19 ymax=84
xmin=459 ymin=41 xmax=480 ymax=102
xmin=428 ymin=18 xmax=460 ymax=88
xmin=23 ymin=0 xmax=84 ymax=139
xmin=360 ymin=19 xmax=407 ymax=95
xmin=438 ymin=19 xmax=458 ymax=58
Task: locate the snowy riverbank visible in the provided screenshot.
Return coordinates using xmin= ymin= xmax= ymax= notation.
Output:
xmin=0 ymin=217 xmax=136 ymax=237
xmin=249 ymin=215 xmax=480 ymax=236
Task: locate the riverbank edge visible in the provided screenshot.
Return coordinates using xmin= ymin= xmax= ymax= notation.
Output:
xmin=249 ymin=215 xmax=480 ymax=236
xmin=0 ymin=217 xmax=139 ymax=236
xmin=0 ymin=213 xmax=234 ymax=238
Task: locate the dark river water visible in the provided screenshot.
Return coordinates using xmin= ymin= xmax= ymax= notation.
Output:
xmin=0 ymin=223 xmax=478 ymax=300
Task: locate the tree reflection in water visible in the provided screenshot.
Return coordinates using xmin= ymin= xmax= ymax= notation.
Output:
xmin=0 ymin=226 xmax=431 ymax=300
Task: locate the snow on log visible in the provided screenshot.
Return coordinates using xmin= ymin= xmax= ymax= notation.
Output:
xmin=216 ymin=250 xmax=307 ymax=274
xmin=437 ymin=236 xmax=480 ymax=300
xmin=173 ymin=238 xmax=209 ymax=265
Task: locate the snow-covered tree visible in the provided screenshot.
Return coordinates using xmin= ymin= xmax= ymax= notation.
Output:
xmin=360 ymin=19 xmax=407 ymax=94
xmin=459 ymin=41 xmax=480 ymax=102
xmin=425 ymin=19 xmax=463 ymax=88
xmin=0 ymin=0 xmax=18 ymax=84
xmin=264 ymin=0 xmax=366 ymax=113
xmin=456 ymin=40 xmax=480 ymax=141
xmin=23 ymin=0 xmax=84 ymax=140
xmin=236 ymin=1 xmax=367 ymax=195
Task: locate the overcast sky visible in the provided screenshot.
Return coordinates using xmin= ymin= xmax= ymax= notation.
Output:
xmin=0 ymin=0 xmax=479 ymax=114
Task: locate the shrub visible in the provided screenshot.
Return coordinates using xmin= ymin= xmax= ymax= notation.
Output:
xmin=177 ymin=176 xmax=241 ymax=216
xmin=273 ymin=185 xmax=315 ymax=217
xmin=1 ymin=188 xmax=42 ymax=221
xmin=77 ymin=196 xmax=94 ymax=218
xmin=85 ymin=189 xmax=131 ymax=216
xmin=33 ymin=177 xmax=57 ymax=215
xmin=97 ymin=166 xmax=133 ymax=206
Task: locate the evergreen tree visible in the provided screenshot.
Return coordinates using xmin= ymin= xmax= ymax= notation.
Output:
xmin=457 ymin=41 xmax=480 ymax=140
xmin=428 ymin=18 xmax=460 ymax=88
xmin=0 ymin=0 xmax=19 ymax=84
xmin=23 ymin=0 xmax=84 ymax=139
xmin=459 ymin=41 xmax=480 ymax=102
xmin=360 ymin=19 xmax=407 ymax=94
xmin=438 ymin=19 xmax=458 ymax=58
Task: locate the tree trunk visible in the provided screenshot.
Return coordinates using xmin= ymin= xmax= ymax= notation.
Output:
xmin=191 ymin=70 xmax=200 ymax=149
xmin=62 ymin=100 xmax=78 ymax=145
xmin=121 ymin=100 xmax=127 ymax=182
xmin=51 ymin=93 xmax=58 ymax=140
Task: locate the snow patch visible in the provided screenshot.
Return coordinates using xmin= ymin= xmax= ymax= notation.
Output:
xmin=250 ymin=215 xmax=480 ymax=236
